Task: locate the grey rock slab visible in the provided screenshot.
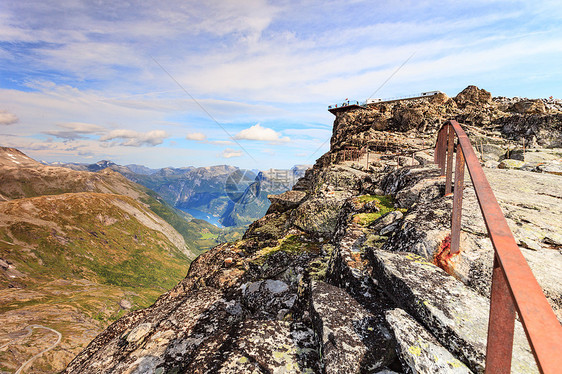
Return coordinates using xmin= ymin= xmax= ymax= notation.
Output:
xmin=267 ymin=190 xmax=308 ymax=214
xmin=187 ymin=320 xmax=319 ymax=373
xmin=293 ymin=196 xmax=347 ymax=235
xmin=311 ymin=281 xmax=395 ymax=373
xmin=369 ymin=211 xmax=403 ymax=234
xmin=520 ymin=148 xmax=562 ymax=164
xmin=385 ymin=308 xmax=473 ymax=374
xmin=461 ymin=169 xmax=562 ymax=315
xmin=381 ymin=167 xmax=445 ymax=209
xmin=384 ymin=167 xmax=562 ymax=317
xmin=242 ymin=279 xmax=296 ymax=319
xmin=368 ymin=249 xmax=538 ymax=374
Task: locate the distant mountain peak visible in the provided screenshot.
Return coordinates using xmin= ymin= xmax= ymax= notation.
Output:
xmin=88 ymin=160 xmax=116 ymax=171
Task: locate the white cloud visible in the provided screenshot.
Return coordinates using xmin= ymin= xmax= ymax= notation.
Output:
xmin=235 ymin=123 xmax=290 ymax=143
xmin=0 ymin=110 xmax=18 ymax=125
xmin=100 ymin=129 xmax=168 ymax=147
xmin=44 ymin=122 xmax=106 ymax=139
xmin=209 ymin=140 xmax=235 ymax=145
xmin=221 ymin=148 xmax=243 ymax=158
xmin=185 ymin=132 xmax=207 ymax=141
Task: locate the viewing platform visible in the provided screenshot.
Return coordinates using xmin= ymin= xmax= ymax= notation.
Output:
xmin=328 ymin=90 xmax=443 ymax=114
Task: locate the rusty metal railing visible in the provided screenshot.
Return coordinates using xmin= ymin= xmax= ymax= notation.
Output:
xmin=434 ymin=120 xmax=562 ymax=373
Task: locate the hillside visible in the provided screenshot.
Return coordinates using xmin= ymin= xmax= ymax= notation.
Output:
xmin=0 ymin=148 xmax=230 ymax=373
xmin=64 ymin=86 xmax=561 ymax=373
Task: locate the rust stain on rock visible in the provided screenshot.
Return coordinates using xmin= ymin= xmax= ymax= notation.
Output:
xmin=433 ymin=235 xmax=460 ymax=275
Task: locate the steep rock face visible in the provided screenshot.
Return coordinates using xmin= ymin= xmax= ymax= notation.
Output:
xmin=64 ymin=86 xmax=561 ymax=373
xmin=494 ymin=113 xmax=562 ymax=148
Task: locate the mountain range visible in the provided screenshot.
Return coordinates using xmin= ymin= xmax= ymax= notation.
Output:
xmin=50 ymin=160 xmax=311 ymax=228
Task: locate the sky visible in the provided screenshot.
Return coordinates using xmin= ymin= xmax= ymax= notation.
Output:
xmin=1 ymin=0 xmax=561 ymax=170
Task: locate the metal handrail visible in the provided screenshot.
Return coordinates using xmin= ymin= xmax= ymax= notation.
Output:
xmin=434 ymin=120 xmax=562 ymax=373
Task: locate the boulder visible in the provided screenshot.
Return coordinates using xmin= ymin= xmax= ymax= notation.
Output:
xmin=454 ymin=86 xmax=492 ymax=108
xmin=293 ymin=196 xmax=347 ymax=235
xmin=369 ymin=211 xmax=403 ymax=235
xmin=242 ymin=279 xmax=296 ymax=319
xmin=429 ymin=92 xmax=450 ymax=105
xmin=385 ymin=308 xmax=473 ymax=373
xmin=186 ymin=320 xmax=319 ymax=373
xmin=498 ymin=159 xmax=526 ymax=169
xmin=393 ymin=107 xmax=426 ymax=132
xmin=244 ymin=211 xmax=292 ymax=240
xmin=380 ymin=166 xmax=444 ymax=209
xmin=382 ymin=196 xmax=452 ymax=260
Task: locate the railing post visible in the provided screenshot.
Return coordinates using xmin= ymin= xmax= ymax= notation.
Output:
xmin=485 ymin=255 xmax=516 ymax=374
xmin=450 ymin=143 xmax=465 ymax=254
xmin=435 ymin=127 xmax=447 ymax=175
xmin=445 ymin=125 xmax=455 ymax=195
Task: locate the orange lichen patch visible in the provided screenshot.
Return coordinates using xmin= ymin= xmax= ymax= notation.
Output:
xmin=347 ymin=252 xmax=368 ymax=270
xmin=433 ymin=235 xmax=460 ymax=275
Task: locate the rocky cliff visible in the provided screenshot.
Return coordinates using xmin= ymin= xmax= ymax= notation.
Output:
xmin=63 ymin=86 xmax=561 ymax=373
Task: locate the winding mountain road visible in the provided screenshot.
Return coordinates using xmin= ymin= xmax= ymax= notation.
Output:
xmin=0 ymin=324 xmax=62 ymax=374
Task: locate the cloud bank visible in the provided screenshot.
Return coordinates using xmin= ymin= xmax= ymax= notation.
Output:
xmin=101 ymin=129 xmax=168 ymax=147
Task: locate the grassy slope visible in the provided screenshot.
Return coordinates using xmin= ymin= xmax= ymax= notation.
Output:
xmin=0 ymin=193 xmax=194 ymax=372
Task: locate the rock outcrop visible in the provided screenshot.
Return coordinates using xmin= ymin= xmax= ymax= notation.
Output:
xmin=63 ymin=86 xmax=561 ymax=373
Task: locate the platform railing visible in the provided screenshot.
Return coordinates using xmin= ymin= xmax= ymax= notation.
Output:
xmin=434 ymin=120 xmax=562 ymax=373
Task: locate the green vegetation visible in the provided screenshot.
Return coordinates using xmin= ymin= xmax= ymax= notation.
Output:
xmin=353 ymin=195 xmax=406 ymax=226
xmin=309 ymin=244 xmax=334 ymax=281
xmin=354 ymin=212 xmax=382 ymax=226
xmin=252 ymin=235 xmax=321 ymax=265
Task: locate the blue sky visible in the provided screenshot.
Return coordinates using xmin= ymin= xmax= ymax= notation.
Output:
xmin=1 ymin=0 xmax=561 ymax=169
